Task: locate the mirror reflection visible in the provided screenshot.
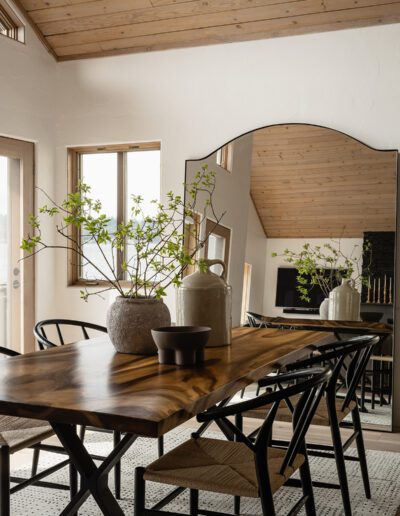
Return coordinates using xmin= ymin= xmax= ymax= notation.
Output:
xmin=185 ymin=123 xmax=397 ymax=430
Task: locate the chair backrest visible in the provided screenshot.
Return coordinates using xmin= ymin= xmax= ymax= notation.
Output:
xmin=286 ymin=334 xmax=380 ymax=412
xmin=246 ymin=311 xmax=266 ymax=327
xmin=197 ymin=367 xmax=330 ymax=479
xmin=34 ymin=319 xmax=107 ymax=350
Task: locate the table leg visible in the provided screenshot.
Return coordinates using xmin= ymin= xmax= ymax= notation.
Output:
xmin=51 ymin=422 xmax=137 ymax=516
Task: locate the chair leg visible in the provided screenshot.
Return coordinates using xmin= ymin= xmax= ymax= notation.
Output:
xmin=379 ymin=361 xmax=384 ymax=406
xmin=190 ymin=489 xmax=198 ymax=516
xmin=371 ymin=362 xmax=377 ymax=410
xmin=259 ymin=483 xmax=275 ymax=516
xmin=158 ymin=436 xmax=164 ymax=457
xmin=234 ymin=495 xmax=241 ymax=515
xmin=0 ymin=446 xmax=10 ymax=516
xmin=352 ymin=406 xmax=371 ymax=499
xmin=240 ymin=388 xmax=245 ymax=399
xmin=299 ymin=455 xmax=316 ymax=516
xmin=328 ymin=402 xmax=352 ymax=516
xmin=113 ymin=431 xmax=122 ymax=499
xmin=31 ymin=447 xmax=40 ymax=477
xmin=360 ymin=373 xmax=366 ymax=412
xmin=388 ymin=362 xmax=393 ymax=404
xmin=135 ymin=467 xmax=146 ymax=516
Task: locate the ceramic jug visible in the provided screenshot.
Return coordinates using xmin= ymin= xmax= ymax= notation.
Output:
xmin=328 ymin=279 xmax=354 ymax=321
xmin=176 ymin=259 xmax=232 ymax=347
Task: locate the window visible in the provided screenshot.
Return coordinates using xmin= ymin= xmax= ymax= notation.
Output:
xmin=68 ymin=143 xmax=161 ymax=285
xmin=204 ymin=219 xmax=231 ymax=277
xmin=216 ymin=143 xmax=233 ymax=172
xmin=0 ymin=1 xmax=24 ymax=43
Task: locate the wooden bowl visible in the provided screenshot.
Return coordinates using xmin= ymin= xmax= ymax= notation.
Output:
xmin=151 ymin=326 xmax=211 ymax=366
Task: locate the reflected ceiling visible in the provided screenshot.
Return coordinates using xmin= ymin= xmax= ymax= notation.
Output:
xmin=250 ymin=124 xmax=397 ymax=238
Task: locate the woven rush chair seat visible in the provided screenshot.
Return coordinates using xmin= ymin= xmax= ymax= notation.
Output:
xmin=0 ymin=415 xmax=53 ymax=453
xmin=136 ymin=367 xmax=330 ymax=516
xmin=144 ymin=437 xmax=305 ymax=498
xmin=243 ymin=396 xmax=357 ymax=426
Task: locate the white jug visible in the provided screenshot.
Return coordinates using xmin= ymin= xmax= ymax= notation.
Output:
xmin=328 ymin=279 xmax=354 ymax=321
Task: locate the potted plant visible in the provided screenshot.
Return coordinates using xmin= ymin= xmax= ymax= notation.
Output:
xmin=272 ymin=240 xmax=371 ymax=319
xmin=21 ymin=165 xmax=224 ymax=354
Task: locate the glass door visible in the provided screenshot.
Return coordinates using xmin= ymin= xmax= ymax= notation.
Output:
xmin=0 ymin=137 xmax=34 ymax=353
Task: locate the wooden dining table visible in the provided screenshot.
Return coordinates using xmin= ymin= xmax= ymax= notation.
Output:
xmin=0 ymin=327 xmax=335 ymax=515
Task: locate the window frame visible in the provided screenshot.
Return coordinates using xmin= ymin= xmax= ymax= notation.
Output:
xmin=0 ymin=1 xmax=24 ymax=43
xmin=67 ymin=142 xmax=161 ymax=287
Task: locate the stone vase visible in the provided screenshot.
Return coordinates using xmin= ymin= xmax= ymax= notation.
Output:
xmin=319 ymin=297 xmax=330 ymax=320
xmin=107 ymin=296 xmax=171 ymax=354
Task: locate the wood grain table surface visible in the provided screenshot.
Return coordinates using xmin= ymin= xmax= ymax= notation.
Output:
xmin=0 ymin=327 xmax=334 ymax=437
xmin=257 ymin=317 xmax=392 ymax=335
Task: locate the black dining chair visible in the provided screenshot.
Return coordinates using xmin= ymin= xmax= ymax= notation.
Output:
xmin=34 ymin=318 xmax=165 ymax=499
xmin=134 ymin=366 xmax=331 ymax=516
xmin=240 ymin=334 xmax=379 ymax=516
xmin=0 ymin=346 xmax=75 ymax=514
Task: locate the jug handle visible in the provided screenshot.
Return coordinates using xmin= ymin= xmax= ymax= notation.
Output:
xmin=203 ymin=259 xmax=226 ymax=279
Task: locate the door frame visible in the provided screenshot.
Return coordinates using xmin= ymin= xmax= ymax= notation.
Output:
xmin=0 ymin=136 xmax=34 ymax=353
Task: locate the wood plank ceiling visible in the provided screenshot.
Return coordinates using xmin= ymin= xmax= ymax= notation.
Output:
xmin=13 ymin=0 xmax=400 ymax=61
xmin=250 ymin=124 xmax=398 ymax=238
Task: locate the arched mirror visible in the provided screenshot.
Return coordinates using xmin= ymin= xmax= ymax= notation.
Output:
xmin=185 ymin=123 xmax=398 ymax=431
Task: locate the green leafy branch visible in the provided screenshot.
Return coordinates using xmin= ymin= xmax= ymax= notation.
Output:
xmin=21 ymin=166 xmax=224 ymax=302
xmin=271 ymin=238 xmax=372 ymax=303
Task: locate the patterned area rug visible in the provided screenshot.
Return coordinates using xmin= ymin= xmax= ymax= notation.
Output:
xmin=9 ymin=427 xmax=400 ymax=515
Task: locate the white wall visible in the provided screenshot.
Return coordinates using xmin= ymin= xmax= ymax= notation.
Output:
xmin=264 ymin=238 xmax=364 ymax=317
xmin=244 ymin=200 xmax=267 ymax=315
xmin=0 ymin=13 xmax=57 ymax=321
xmin=52 ymin=24 xmax=400 ymax=329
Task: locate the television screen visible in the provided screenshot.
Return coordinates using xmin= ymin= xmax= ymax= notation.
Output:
xmin=275 ymin=268 xmax=341 ymax=309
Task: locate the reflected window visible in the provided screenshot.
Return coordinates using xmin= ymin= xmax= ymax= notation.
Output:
xmin=216 ymin=143 xmax=233 ymax=172
xmin=204 ymin=219 xmax=231 ymax=276
xmin=68 ymin=143 xmax=160 ymax=284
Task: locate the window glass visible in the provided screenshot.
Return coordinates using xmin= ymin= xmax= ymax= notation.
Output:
xmin=207 ymin=233 xmax=226 ymax=275
xmin=80 ymin=153 xmax=118 ymax=281
xmin=126 ymin=150 xmax=161 ymax=278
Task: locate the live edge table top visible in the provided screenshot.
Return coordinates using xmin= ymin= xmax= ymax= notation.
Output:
xmin=0 ymin=327 xmax=333 ymax=438
xmin=259 ymin=317 xmax=392 ymax=335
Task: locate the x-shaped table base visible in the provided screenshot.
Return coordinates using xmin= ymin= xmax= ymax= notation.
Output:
xmin=51 ymin=422 xmax=137 ymax=516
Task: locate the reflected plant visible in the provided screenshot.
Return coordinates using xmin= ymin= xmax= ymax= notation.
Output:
xmin=21 ymin=164 xmax=224 ymax=301
xmin=271 ymin=239 xmax=372 ymax=302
